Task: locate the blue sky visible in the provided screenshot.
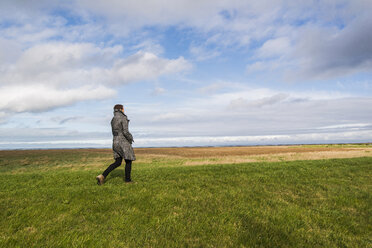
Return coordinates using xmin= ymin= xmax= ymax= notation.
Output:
xmin=0 ymin=0 xmax=371 ymax=149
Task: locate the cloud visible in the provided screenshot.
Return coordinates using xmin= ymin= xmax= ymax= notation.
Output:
xmin=3 ymin=130 xmax=372 ymax=149
xmin=130 ymin=40 xmax=165 ymax=55
xmin=75 ymin=0 xmax=233 ymax=30
xmin=228 ymin=93 xmax=289 ymax=109
xmin=1 ymin=85 xmax=372 ymax=148
xmin=128 ymin=86 xmax=372 ymax=141
xmin=198 ymin=82 xmax=238 ymax=94
xmin=131 ymin=130 xmax=372 ymax=147
xmin=246 ymin=60 xmax=286 ymax=73
xmin=112 ymin=51 xmax=191 ymax=85
xmin=2 ymin=0 xmax=372 ymax=82
xmin=0 ymin=42 xmax=191 ymax=114
xmin=151 ymin=87 xmax=166 ymax=96
xmin=317 ymin=123 xmax=372 ymax=130
xmin=189 ymin=45 xmax=221 ymax=61
xmin=0 ymin=38 xmax=23 ymax=64
xmin=1 ymin=0 xmax=372 ymax=148
xmin=151 ymin=113 xmax=188 ymax=122
xmin=256 ymin=37 xmax=291 ymax=59
xmin=0 ymin=126 xmax=111 ymax=144
xmin=1 ymin=42 xmax=122 ymax=87
xmin=0 ymin=112 xmax=9 ymax=125
xmin=288 ymin=14 xmax=372 ymax=80
xmin=0 ymin=84 xmax=115 ymax=113
xmin=51 ymin=116 xmax=83 ymax=125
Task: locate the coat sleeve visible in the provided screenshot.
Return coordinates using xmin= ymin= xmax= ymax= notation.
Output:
xmin=121 ymin=118 xmax=134 ymax=143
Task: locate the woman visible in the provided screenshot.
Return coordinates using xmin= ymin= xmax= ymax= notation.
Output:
xmin=96 ymin=104 xmax=136 ymax=185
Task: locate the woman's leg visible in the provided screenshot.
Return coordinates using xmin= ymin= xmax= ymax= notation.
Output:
xmin=102 ymin=157 xmax=123 ymax=178
xmin=124 ymin=159 xmax=132 ymax=182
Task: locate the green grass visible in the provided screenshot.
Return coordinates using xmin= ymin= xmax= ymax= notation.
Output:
xmin=0 ymin=150 xmax=371 ymax=247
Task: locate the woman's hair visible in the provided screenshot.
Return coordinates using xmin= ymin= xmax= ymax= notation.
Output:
xmin=113 ymin=104 xmax=124 ymax=110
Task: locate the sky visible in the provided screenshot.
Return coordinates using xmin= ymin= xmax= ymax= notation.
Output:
xmin=0 ymin=0 xmax=372 ymax=149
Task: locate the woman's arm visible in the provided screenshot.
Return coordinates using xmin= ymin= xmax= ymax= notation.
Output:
xmin=121 ymin=117 xmax=134 ymax=143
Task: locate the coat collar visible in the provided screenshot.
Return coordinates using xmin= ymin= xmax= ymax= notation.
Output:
xmin=114 ymin=109 xmax=128 ymax=118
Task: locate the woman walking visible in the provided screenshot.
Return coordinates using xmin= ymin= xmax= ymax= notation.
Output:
xmin=96 ymin=104 xmax=136 ymax=185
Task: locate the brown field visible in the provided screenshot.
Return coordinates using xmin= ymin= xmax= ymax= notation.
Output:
xmin=134 ymin=145 xmax=367 ymax=157
xmin=1 ymin=144 xmax=371 ymax=170
xmin=134 ymin=145 xmax=372 ymax=165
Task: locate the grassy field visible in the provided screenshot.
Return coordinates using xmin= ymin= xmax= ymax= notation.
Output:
xmin=0 ymin=146 xmax=371 ymax=247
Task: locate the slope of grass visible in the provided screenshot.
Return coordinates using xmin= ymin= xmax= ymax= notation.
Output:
xmin=0 ymin=149 xmax=371 ymax=247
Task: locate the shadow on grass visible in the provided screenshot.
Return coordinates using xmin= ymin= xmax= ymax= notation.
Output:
xmin=105 ymin=169 xmax=125 ymax=183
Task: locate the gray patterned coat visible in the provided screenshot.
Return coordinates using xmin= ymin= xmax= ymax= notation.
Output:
xmin=111 ymin=109 xmax=136 ymax=161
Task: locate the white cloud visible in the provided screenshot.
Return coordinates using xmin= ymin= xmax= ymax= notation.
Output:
xmin=151 ymin=87 xmax=166 ymax=96
xmin=246 ymin=61 xmax=265 ymax=73
xmin=131 ymin=130 xmax=372 ymax=147
xmin=189 ymin=45 xmax=221 ymax=61
xmin=0 ymin=42 xmax=191 ymax=115
xmin=1 ymin=0 xmax=372 ymax=148
xmin=0 ymin=38 xmax=23 ymax=64
xmin=1 ymin=42 xmax=122 ymax=87
xmin=228 ymin=93 xmax=289 ymax=109
xmin=151 ymin=113 xmax=189 ymax=122
xmin=246 ymin=60 xmax=284 ymax=73
xmin=0 ymin=112 xmax=8 ymax=124
xmin=191 ymin=86 xmax=351 ymax=110
xmin=256 ymin=37 xmax=290 ymax=59
xmin=112 ymin=52 xmax=191 ymax=85
xmin=3 ymin=130 xmax=371 ymax=149
xmin=1 ymin=84 xmax=371 ymax=148
xmin=75 ymin=0 xmax=232 ymax=30
xmin=130 ymin=40 xmax=165 ymax=55
xmin=317 ymin=123 xmax=372 ymax=130
xmin=127 ymin=85 xmax=372 ymax=143
xmin=2 ymin=0 xmax=372 ymax=82
xmin=197 ymin=82 xmax=243 ymax=94
xmin=0 ymin=84 xmax=116 ymax=113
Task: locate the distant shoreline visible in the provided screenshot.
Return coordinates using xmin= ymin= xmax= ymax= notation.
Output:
xmin=1 ymin=142 xmax=370 ymax=151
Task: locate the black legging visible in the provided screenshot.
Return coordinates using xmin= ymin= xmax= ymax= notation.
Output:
xmin=102 ymin=157 xmax=132 ymax=181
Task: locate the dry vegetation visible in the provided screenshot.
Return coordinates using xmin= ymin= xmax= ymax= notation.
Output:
xmin=136 ymin=145 xmax=334 ymax=157
xmin=134 ymin=145 xmax=372 ymax=166
xmin=1 ymin=145 xmax=371 ymax=171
